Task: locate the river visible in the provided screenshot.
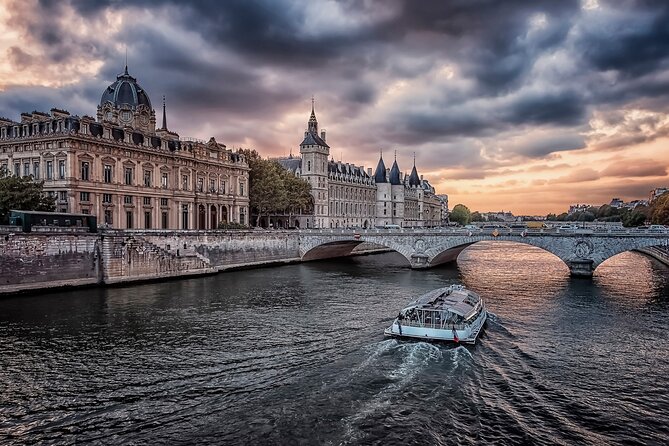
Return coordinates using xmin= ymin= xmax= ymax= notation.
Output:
xmin=1 ymin=242 xmax=668 ymax=445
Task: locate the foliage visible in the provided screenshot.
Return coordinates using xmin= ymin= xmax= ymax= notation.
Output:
xmin=470 ymin=211 xmax=483 ymax=222
xmin=239 ymin=149 xmax=313 ymax=226
xmin=449 ymin=204 xmax=471 ymax=225
xmin=651 ymin=192 xmax=669 ymax=225
xmin=217 ymin=222 xmax=249 ymax=230
xmin=0 ymin=167 xmax=55 ymax=224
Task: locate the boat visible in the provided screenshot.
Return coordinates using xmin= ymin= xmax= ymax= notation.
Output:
xmin=384 ymin=285 xmax=487 ymax=344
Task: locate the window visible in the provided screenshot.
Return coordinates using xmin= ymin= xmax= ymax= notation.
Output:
xmin=102 ymin=193 xmax=112 ymax=203
xmin=124 ymin=167 xmax=133 ymax=185
xmin=160 ymin=198 xmax=168 ymax=206
xmin=33 ymin=162 xmax=40 ymax=179
xmin=210 ymin=179 xmax=216 ymax=192
xmin=239 ymin=181 xmax=244 ymax=196
xmin=182 ymin=204 xmax=189 ymax=229
xmin=124 ymin=195 xmax=133 ymax=205
xmin=161 ymin=172 xmax=168 ymax=188
xmin=220 ymin=180 xmax=226 ymax=194
xmin=197 ymin=178 xmax=203 ymax=192
xmin=182 ymin=174 xmax=189 ymax=190
xmin=81 ymin=209 xmax=89 ymax=215
xmin=59 ymin=191 xmax=67 ymax=201
xmin=126 ymin=211 xmax=133 ymax=229
xmin=240 ymin=209 xmax=246 ymax=225
xmin=104 ymin=209 xmax=113 ymax=225
xmin=103 ymin=165 xmax=113 ymax=183
xmin=46 ymin=161 xmax=53 ymax=180
xmin=80 ymin=161 xmax=89 ymax=180
xmin=307 ymin=160 xmax=311 ymax=171
xmin=80 ymin=192 xmax=90 ymax=202
xmin=144 ymin=170 xmax=152 ymax=187
xmin=143 ymin=197 xmax=151 ymax=206
xmin=161 ymin=211 xmax=168 ymax=229
xmin=144 ymin=211 xmax=151 ymax=229
xmin=24 ymin=162 xmax=29 ymax=177
xmin=58 ymin=160 xmax=65 ymax=179
xmin=14 ymin=163 xmax=19 ymax=176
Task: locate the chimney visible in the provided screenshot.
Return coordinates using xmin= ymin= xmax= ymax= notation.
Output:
xmin=421 ymin=175 xmax=424 ymax=180
xmin=321 ymin=129 xmax=326 ymax=141
xmin=367 ymin=168 xmax=372 ymax=176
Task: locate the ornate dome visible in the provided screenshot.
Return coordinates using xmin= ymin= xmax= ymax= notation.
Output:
xmin=100 ymin=66 xmax=152 ymax=110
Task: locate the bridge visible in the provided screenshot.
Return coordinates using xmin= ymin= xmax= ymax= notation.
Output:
xmin=298 ymin=227 xmax=669 ymax=277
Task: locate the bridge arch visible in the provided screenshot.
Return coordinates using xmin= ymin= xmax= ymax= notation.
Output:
xmin=298 ymin=230 xmax=669 ymax=277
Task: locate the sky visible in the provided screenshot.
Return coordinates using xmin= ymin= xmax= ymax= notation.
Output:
xmin=1 ymin=0 xmax=668 ymax=215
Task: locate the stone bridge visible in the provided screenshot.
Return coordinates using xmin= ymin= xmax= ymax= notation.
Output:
xmin=298 ymin=228 xmax=669 ymax=277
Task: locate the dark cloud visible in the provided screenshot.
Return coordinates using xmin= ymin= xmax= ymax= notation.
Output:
xmin=2 ymin=0 xmax=669 ymax=189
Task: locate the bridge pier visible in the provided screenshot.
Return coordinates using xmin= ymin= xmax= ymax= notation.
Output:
xmin=566 ymin=259 xmax=594 ymax=278
xmin=410 ymin=253 xmax=430 ymax=269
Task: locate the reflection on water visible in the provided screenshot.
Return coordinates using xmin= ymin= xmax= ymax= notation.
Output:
xmin=1 ymin=242 xmax=668 ymax=445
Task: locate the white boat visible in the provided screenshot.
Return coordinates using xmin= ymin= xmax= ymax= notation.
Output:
xmin=384 ymin=285 xmax=487 ymax=344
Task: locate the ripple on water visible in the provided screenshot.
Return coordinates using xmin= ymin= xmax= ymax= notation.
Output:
xmin=1 ymin=245 xmax=668 ymax=445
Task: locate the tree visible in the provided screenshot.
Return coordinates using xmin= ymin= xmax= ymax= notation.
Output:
xmin=240 ymin=149 xmax=312 ymax=227
xmin=651 ymin=192 xmax=669 ymax=225
xmin=470 ymin=211 xmax=483 ymax=222
xmin=449 ymin=204 xmax=471 ymax=225
xmin=0 ymin=167 xmax=55 ymax=224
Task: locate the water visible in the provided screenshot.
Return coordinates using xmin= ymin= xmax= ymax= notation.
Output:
xmin=1 ymin=242 xmax=668 ymax=445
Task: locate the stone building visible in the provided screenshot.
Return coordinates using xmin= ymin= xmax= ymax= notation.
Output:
xmin=276 ymin=103 xmax=444 ymax=229
xmin=0 ymin=66 xmax=249 ymax=230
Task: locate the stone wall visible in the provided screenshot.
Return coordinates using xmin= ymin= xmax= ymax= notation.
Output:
xmin=0 ymin=232 xmax=100 ymax=294
xmin=0 ymin=229 xmax=303 ymax=295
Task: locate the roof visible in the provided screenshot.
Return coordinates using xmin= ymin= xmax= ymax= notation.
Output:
xmin=300 ymin=131 xmax=330 ymax=148
xmin=328 ymin=161 xmax=370 ymax=177
xmin=374 ymin=156 xmax=387 ymax=183
xmin=408 ymin=164 xmax=421 ymax=187
xmin=405 ymin=285 xmax=482 ymax=320
xmin=100 ymin=66 xmax=152 ymax=110
xmin=277 ymin=157 xmax=302 ymax=172
xmin=389 ymin=160 xmax=401 ymax=185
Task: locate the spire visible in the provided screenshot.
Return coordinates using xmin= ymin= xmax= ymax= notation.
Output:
xmin=124 ymin=47 xmax=128 ymax=75
xmin=308 ymin=96 xmax=318 ymax=134
xmin=408 ymin=154 xmax=421 ymax=187
xmin=161 ymin=95 xmax=167 ymax=130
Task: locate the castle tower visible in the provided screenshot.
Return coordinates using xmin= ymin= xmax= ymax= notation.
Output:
xmin=299 ymin=98 xmax=330 ymax=228
xmin=389 ymin=153 xmax=405 ymax=226
xmin=374 ymin=152 xmax=392 ymax=227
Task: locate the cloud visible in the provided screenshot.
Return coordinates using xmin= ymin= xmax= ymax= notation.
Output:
xmin=601 ymin=159 xmax=668 ymax=178
xmin=1 ymin=0 xmax=669 ymax=214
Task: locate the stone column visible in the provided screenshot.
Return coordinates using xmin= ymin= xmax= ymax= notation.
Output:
xmin=567 ymin=259 xmax=594 ymax=278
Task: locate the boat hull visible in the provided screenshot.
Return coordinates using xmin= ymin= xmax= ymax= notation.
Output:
xmin=384 ymin=310 xmax=487 ymax=344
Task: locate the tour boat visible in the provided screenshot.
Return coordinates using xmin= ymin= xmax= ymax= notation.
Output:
xmin=384 ymin=285 xmax=487 ymax=344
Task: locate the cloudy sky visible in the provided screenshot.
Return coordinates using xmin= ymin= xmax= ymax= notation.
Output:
xmin=1 ymin=0 xmax=668 ymax=214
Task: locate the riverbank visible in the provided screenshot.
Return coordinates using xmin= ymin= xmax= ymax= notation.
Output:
xmin=0 ymin=229 xmax=389 ymax=296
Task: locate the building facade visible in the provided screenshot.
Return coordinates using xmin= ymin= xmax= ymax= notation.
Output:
xmin=0 ymin=66 xmax=249 ymax=230
xmin=277 ymin=104 xmax=444 ymax=229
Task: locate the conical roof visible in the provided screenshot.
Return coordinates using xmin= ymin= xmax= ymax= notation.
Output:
xmin=408 ymin=164 xmax=421 ymax=187
xmin=374 ymin=155 xmax=387 ymax=183
xmin=389 ymin=160 xmax=401 ymax=185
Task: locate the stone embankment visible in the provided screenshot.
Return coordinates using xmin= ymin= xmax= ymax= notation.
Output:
xmin=0 ymin=229 xmax=388 ymax=296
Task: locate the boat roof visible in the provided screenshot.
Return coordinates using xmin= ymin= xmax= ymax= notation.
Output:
xmin=403 ymin=285 xmax=482 ymax=319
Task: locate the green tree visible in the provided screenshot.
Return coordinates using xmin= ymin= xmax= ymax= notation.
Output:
xmin=449 ymin=204 xmax=471 ymax=225
xmin=621 ymin=210 xmax=646 ymax=227
xmin=0 ymin=167 xmax=55 ymax=224
xmin=240 ymin=149 xmax=312 ymax=227
xmin=470 ymin=211 xmax=483 ymax=222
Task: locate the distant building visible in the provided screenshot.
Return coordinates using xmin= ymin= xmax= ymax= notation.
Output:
xmin=609 ymin=198 xmax=624 ymax=208
xmin=275 ymin=103 xmax=443 ymax=229
xmin=568 ymin=204 xmax=592 ymax=215
xmin=650 ymin=187 xmax=668 ymax=202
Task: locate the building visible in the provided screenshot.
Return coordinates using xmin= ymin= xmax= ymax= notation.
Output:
xmin=276 ymin=103 xmax=443 ymax=228
xmin=0 ymin=65 xmax=249 ymax=230
xmin=650 ymin=187 xmax=668 ymax=202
